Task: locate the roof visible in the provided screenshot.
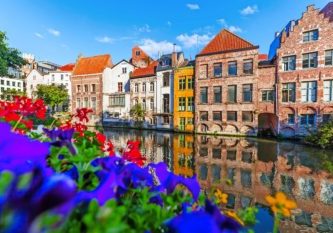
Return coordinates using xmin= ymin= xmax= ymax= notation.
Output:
xmin=59 ymin=63 xmax=75 ymax=72
xmin=258 ymin=54 xmax=268 ymax=61
xmin=320 ymin=2 xmax=333 ymax=22
xmin=72 ymin=54 xmax=112 ymax=75
xmin=131 ymin=61 xmax=158 ymax=78
xmin=112 ymin=59 xmax=135 ymax=69
xmin=198 ymin=29 xmax=258 ymax=56
xmin=156 ymin=52 xmax=184 ymax=71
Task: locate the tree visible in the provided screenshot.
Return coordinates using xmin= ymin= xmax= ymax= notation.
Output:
xmin=1 ymin=88 xmax=25 ymax=100
xmin=305 ymin=120 xmax=333 ymax=149
xmin=130 ymin=104 xmax=146 ymax=122
xmin=36 ymin=84 xmax=69 ymax=112
xmin=0 ymin=31 xmax=26 ymax=76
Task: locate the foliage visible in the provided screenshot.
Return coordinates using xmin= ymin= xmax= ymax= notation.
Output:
xmin=130 ymin=103 xmax=146 ymax=121
xmin=305 ymin=120 xmax=333 ymax=149
xmin=0 ymin=31 xmax=26 ymax=77
xmin=0 ymin=88 xmax=25 ymax=100
xmin=36 ymin=84 xmax=69 ymax=111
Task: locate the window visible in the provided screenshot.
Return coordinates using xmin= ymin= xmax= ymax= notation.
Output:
xmin=288 ymin=114 xmax=295 ymax=125
xmin=84 ymin=85 xmax=89 ymax=92
xmin=135 ymin=50 xmax=141 ymax=56
xmin=18 ymin=82 xmax=21 ymax=87
xmin=0 ymin=80 xmax=3 ymax=85
xmin=324 ymin=80 xmax=333 ymax=102
xmin=213 ymin=86 xmax=222 ymax=103
xmin=243 ymin=59 xmax=253 ymax=74
xmin=163 ymin=73 xmax=169 ymax=87
xmin=179 ymin=78 xmax=186 ymax=90
xmin=187 ymin=97 xmax=194 ymax=111
xmin=150 ymin=82 xmax=154 ymax=92
xmin=303 ymin=52 xmax=318 ymax=69
xmin=303 ymin=29 xmax=319 ymax=42
xmin=142 ymin=98 xmax=146 ymax=110
xmin=118 ymin=82 xmax=123 ymax=92
xmin=200 ymin=87 xmax=208 ymax=104
xmin=178 ymin=97 xmax=186 ymax=111
xmin=262 ymin=90 xmax=274 ymax=102
xmin=228 ymin=85 xmax=237 ymax=103
xmin=163 ymin=94 xmax=170 ymax=113
xmin=12 ymin=81 xmax=15 ymax=87
xmin=227 ymin=111 xmax=237 ymax=121
xmin=282 ymin=83 xmax=296 ymax=102
xmin=33 ymin=75 xmax=36 ymax=80
xmin=61 ymin=74 xmax=64 ymax=80
xmin=200 ymin=111 xmax=208 ymax=121
xmin=150 ymin=98 xmax=154 ymax=110
xmin=188 ymin=77 xmax=194 ymax=89
xmin=163 ymin=116 xmax=170 ymax=124
xmin=91 ymin=97 xmax=96 ymax=111
xmin=109 ymin=95 xmax=125 ymax=106
xmin=213 ymin=111 xmax=222 ymax=121
xmin=199 ymin=64 xmax=208 ymax=79
xmin=122 ymin=67 xmax=127 ymax=74
xmin=242 ymin=84 xmax=252 ymax=102
xmin=282 ymin=56 xmax=296 ymax=71
xmin=228 ymin=61 xmax=237 ymax=76
xmin=92 ymin=84 xmax=96 ymax=92
xmin=325 ymin=50 xmax=333 ymax=66
xmin=213 ymin=63 xmax=222 ymax=77
xmin=301 ymin=81 xmax=317 ymax=102
xmin=142 ymin=82 xmax=146 ymax=92
xmin=323 ymin=114 xmax=333 ymax=123
xmin=6 ymin=81 xmax=9 ymax=85
xmin=187 ymin=117 xmax=194 ymax=125
xmin=179 ymin=117 xmax=186 ymax=130
xmin=242 ymin=111 xmax=253 ymax=122
xmin=76 ymin=98 xmax=81 ymax=108
xmin=84 ymin=97 xmax=89 ymax=108
xmin=135 ymin=83 xmax=139 ymax=92
xmin=77 ymin=85 xmax=81 ymax=92
xmin=300 ymin=114 xmax=315 ymax=126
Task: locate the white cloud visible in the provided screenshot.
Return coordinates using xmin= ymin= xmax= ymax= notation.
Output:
xmin=167 ymin=21 xmax=172 ymax=26
xmin=241 ymin=5 xmax=258 ymax=15
xmin=34 ymin=33 xmax=44 ymax=39
xmin=137 ymin=24 xmax=151 ymax=33
xmin=228 ymin=26 xmax=242 ymax=33
xmin=48 ymin=28 xmax=60 ymax=36
xmin=176 ymin=33 xmax=212 ymax=48
xmin=139 ymin=39 xmax=181 ymax=58
xmin=95 ymin=36 xmax=114 ymax=44
xmin=217 ymin=19 xmax=242 ymax=33
xmin=186 ymin=3 xmax=200 ymax=10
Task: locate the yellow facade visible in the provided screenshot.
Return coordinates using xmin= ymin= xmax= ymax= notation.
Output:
xmin=172 ymin=134 xmax=194 ymax=177
xmin=173 ymin=65 xmax=195 ymax=132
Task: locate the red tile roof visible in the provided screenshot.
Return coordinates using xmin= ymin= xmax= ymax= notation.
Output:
xmin=321 ymin=2 xmax=333 ymax=22
xmin=258 ymin=54 xmax=268 ymax=61
xmin=59 ymin=63 xmax=75 ymax=72
xmin=131 ymin=61 xmax=158 ymax=78
xmin=199 ymin=29 xmax=257 ymax=56
xmin=72 ymin=54 xmax=112 ymax=75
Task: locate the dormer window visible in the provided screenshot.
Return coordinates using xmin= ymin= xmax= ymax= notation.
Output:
xmin=303 ymin=29 xmax=319 ymax=42
xmin=135 ymin=50 xmax=141 ymax=56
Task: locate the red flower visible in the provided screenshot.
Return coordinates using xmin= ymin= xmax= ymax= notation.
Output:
xmin=75 ymin=108 xmax=93 ymax=123
xmin=73 ymin=122 xmax=88 ymax=137
xmin=122 ymin=141 xmax=145 ymax=166
xmin=96 ymin=132 xmax=106 ymax=145
xmin=22 ymin=119 xmax=33 ymax=130
xmin=4 ymin=112 xmax=21 ymax=122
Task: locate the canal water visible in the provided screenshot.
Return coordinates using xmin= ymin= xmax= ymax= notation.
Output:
xmin=104 ymin=128 xmax=333 ymax=232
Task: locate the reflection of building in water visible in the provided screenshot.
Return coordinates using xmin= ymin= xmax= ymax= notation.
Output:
xmin=172 ymin=134 xmax=194 ymax=177
xmin=194 ymin=135 xmax=333 ymax=232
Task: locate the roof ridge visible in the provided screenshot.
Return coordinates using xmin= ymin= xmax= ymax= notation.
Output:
xmin=222 ymin=28 xmax=255 ymax=47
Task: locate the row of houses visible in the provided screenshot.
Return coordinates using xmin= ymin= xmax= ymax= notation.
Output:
xmin=24 ymin=2 xmax=333 ymax=137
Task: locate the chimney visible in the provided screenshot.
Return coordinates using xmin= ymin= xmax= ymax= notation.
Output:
xmin=307 ymin=4 xmax=315 ymax=12
xmin=172 ymin=43 xmax=177 ymax=67
xmin=275 ymin=31 xmax=280 ymax=38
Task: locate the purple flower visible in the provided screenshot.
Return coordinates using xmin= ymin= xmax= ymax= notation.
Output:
xmin=0 ymin=122 xmax=50 ymax=174
xmin=43 ymin=128 xmax=76 ymax=155
xmin=0 ymin=167 xmax=77 ymax=233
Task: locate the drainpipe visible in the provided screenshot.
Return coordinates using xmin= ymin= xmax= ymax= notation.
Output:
xmin=275 ymin=58 xmax=280 ymax=135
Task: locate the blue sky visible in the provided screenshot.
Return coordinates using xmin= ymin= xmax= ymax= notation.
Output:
xmin=0 ymin=0 xmax=330 ymax=65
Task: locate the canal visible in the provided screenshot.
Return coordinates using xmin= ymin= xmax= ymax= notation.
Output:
xmin=104 ymin=128 xmax=333 ymax=232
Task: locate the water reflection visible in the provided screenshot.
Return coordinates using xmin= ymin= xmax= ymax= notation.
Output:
xmin=104 ymin=128 xmax=333 ymax=232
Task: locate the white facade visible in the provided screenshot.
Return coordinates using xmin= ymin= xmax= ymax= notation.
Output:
xmin=103 ymin=60 xmax=134 ymax=121
xmin=26 ymin=69 xmax=72 ymax=110
xmin=0 ymin=76 xmax=24 ymax=97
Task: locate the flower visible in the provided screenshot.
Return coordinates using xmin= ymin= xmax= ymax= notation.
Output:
xmin=122 ymin=141 xmax=145 ymax=166
xmin=265 ymin=192 xmax=297 ymax=217
xmin=215 ymin=189 xmax=228 ymax=204
xmin=75 ymin=108 xmax=93 ymax=123
xmin=43 ymin=128 xmax=76 ymax=155
xmin=225 ymin=211 xmax=244 ymax=226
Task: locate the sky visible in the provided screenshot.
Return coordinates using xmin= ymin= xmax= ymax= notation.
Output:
xmin=0 ymin=0 xmax=331 ymax=65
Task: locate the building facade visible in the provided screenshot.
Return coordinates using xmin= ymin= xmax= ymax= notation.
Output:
xmin=173 ymin=61 xmax=195 ymax=132
xmin=130 ymin=46 xmax=154 ymax=68
xmin=130 ymin=61 xmax=158 ymax=126
xmin=71 ymin=54 xmax=112 ymax=124
xmin=270 ymin=3 xmax=333 ymax=137
xmin=103 ymin=60 xmax=134 ymax=123
xmin=195 ymin=30 xmax=261 ymax=136
xmin=0 ymin=76 xmax=24 ymax=99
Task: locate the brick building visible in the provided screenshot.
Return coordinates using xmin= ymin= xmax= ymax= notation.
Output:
xmin=195 ymin=29 xmax=263 ymax=136
xmin=269 ymin=3 xmax=333 ymax=137
xmin=130 ymin=46 xmax=154 ymax=68
xmin=71 ymin=54 xmax=112 ymax=124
